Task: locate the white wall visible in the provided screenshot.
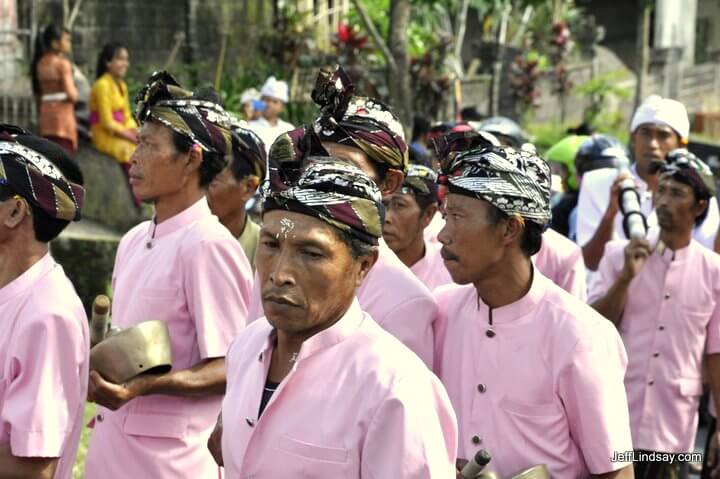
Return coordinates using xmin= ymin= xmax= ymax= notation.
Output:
xmin=654 ymin=0 xmax=697 ymax=65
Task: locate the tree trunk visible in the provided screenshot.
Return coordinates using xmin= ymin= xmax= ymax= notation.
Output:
xmin=388 ymin=0 xmax=413 ymax=137
xmin=634 ymin=1 xmax=651 ymax=110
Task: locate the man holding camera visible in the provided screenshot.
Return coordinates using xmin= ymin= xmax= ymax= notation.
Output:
xmin=590 ymin=149 xmax=720 ymax=478
xmin=576 ymin=96 xmax=720 ymax=270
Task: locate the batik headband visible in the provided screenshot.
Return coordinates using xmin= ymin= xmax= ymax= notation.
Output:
xmin=135 ymin=71 xmax=233 ymax=156
xmin=437 ymin=138 xmax=551 ymax=226
xmin=311 ymin=66 xmax=408 ymax=173
xmin=0 ymin=133 xmax=84 ymax=221
xmin=262 ymin=156 xmax=384 ymax=245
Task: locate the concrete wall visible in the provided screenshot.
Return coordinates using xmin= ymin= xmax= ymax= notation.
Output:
xmin=697 ymin=0 xmax=720 ymax=62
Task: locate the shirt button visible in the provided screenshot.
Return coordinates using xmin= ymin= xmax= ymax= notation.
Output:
xmin=472 ymin=435 xmax=482 ymax=445
xmin=648 ymin=380 xmax=654 ymax=386
xmin=664 ymin=293 xmax=671 ymax=300
xmin=96 ymin=414 xmax=104 ymax=422
xmin=486 ymin=330 xmax=496 ymax=338
xmin=653 ymin=352 xmax=660 ymax=358
xmin=477 ymin=384 xmax=487 ymax=393
xmin=246 ymin=418 xmax=255 ymax=427
xmin=659 ymin=326 xmax=665 ymax=331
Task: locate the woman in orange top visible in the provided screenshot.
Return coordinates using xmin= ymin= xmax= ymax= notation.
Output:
xmin=31 ymin=25 xmax=78 ymax=153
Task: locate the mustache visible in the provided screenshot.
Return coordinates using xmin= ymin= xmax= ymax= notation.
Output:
xmin=262 ymin=289 xmax=303 ymax=308
xmin=440 ymin=246 xmax=459 ymax=261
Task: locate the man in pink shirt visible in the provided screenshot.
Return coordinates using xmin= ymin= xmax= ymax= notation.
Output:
xmin=0 ymin=125 xmax=88 ymax=479
xmin=533 ymin=227 xmax=587 ymax=300
xmin=432 ymin=132 xmax=633 ymax=479
xmin=590 ymin=149 xmax=720 ymax=478
xmin=208 ymin=156 xmax=457 ymax=477
xmin=84 ymin=72 xmax=253 ymax=478
xmin=384 ymin=164 xmax=453 ymax=291
xmin=249 ymin=66 xmax=438 ymax=366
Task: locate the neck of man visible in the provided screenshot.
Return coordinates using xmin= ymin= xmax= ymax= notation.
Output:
xmin=395 ymin=233 xmax=426 ymax=269
xmin=0 ymin=236 xmax=49 ymax=290
xmin=154 ymin=185 xmax=205 ymax=224
xmin=264 ymin=114 xmax=279 ymax=127
xmin=473 ymin=252 xmax=533 ymax=310
xmin=635 ymin=162 xmax=659 ymax=192
xmin=659 ymin=225 xmax=693 ymax=251
xmin=269 ymin=306 xmax=349 ymax=382
xmin=220 ymin=207 xmax=248 ymax=239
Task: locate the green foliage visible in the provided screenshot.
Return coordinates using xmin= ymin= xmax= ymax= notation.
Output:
xmin=574 ymin=70 xmax=631 ymax=131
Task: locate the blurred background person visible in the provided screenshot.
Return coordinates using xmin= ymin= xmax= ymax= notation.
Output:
xmin=239 ymin=88 xmax=265 ymax=122
xmin=30 ymin=24 xmax=78 ymax=154
xmin=89 ymin=42 xmax=139 ymax=206
xmin=249 ymin=76 xmax=294 ymax=152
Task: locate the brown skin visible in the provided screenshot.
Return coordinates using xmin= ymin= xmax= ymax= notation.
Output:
xmin=88 ymin=120 xmax=227 ymax=409
xmin=261 ymin=96 xmax=284 ymax=126
xmin=321 ymin=141 xmax=404 ymax=200
xmin=207 ymin=167 xmax=260 ymax=238
xmin=0 ymin=200 xmax=60 ymax=476
xmin=441 ymin=193 xmax=634 ymax=479
xmin=582 ymin=123 xmax=681 ymax=270
xmin=591 ymin=175 xmax=707 ymax=324
xmin=383 ymin=192 xmax=437 ymax=268
xmin=207 ymin=210 xmax=378 ymax=466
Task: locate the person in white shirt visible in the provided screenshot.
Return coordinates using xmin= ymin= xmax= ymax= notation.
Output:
xmin=248 ymin=76 xmax=294 ymax=153
xmin=576 ymin=96 xmax=720 ymax=270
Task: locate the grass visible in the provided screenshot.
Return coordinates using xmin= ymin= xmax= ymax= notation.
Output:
xmin=72 ymin=402 xmax=96 ymax=478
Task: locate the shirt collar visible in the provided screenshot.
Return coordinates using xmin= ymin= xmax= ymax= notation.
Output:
xmin=260 ymin=298 xmax=365 ymax=364
xmin=0 ymin=253 xmax=55 ymax=305
xmin=477 ymin=266 xmax=548 ymax=325
xmin=149 ymin=197 xmax=212 ymax=240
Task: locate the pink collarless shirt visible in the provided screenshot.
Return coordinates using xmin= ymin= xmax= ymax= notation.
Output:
xmin=410 ymin=240 xmax=454 ymax=292
xmin=85 ymin=197 xmax=253 ymax=479
xmin=589 ymin=235 xmax=720 ymax=453
xmin=0 ymin=253 xmax=88 ymax=479
xmin=533 ymin=228 xmax=587 ymax=300
xmin=248 ymin=239 xmax=438 ymax=367
xmin=222 ymin=299 xmax=458 ymax=478
xmin=434 ymin=271 xmax=632 ymax=478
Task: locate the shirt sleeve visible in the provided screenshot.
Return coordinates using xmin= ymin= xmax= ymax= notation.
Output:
xmin=705 ymin=269 xmax=720 ymax=354
xmin=557 ymin=322 xmax=632 ymax=474
xmin=381 ymin=296 xmax=437 ymax=369
xmin=576 ymin=171 xmax=612 ymax=247
xmin=361 ymin=375 xmax=458 ymax=479
xmin=559 ymin=247 xmax=587 ymax=301
xmin=587 ymin=242 xmax=624 ymax=304
xmin=1 ymin=313 xmax=87 ymax=458
xmin=183 ymin=238 xmax=253 ymax=359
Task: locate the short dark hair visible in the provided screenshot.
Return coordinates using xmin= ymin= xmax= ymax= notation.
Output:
xmin=334 ymin=227 xmax=377 ymax=260
xmin=486 ymin=204 xmax=544 ymax=256
xmin=660 ymin=172 xmax=710 ymax=226
xmin=411 ymin=192 xmax=437 ymax=212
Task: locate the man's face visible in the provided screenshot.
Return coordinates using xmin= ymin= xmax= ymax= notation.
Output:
xmin=653 ymin=175 xmax=706 ymax=233
xmin=262 ymin=96 xmax=284 ymax=119
xmin=257 ymin=210 xmax=376 ymax=338
xmin=129 ymin=122 xmax=195 ymax=202
xmin=631 ymin=123 xmax=680 ymax=174
xmin=321 ymin=141 xmax=403 ymax=199
xmin=207 ymin=166 xmax=257 ymax=222
xmin=438 ymin=193 xmax=506 ymax=285
xmin=383 ymin=192 xmax=435 ymax=254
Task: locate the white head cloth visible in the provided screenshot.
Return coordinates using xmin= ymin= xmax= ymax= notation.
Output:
xmin=630 ymin=95 xmax=689 ymax=141
xmin=260 ymin=76 xmax=289 ymax=103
